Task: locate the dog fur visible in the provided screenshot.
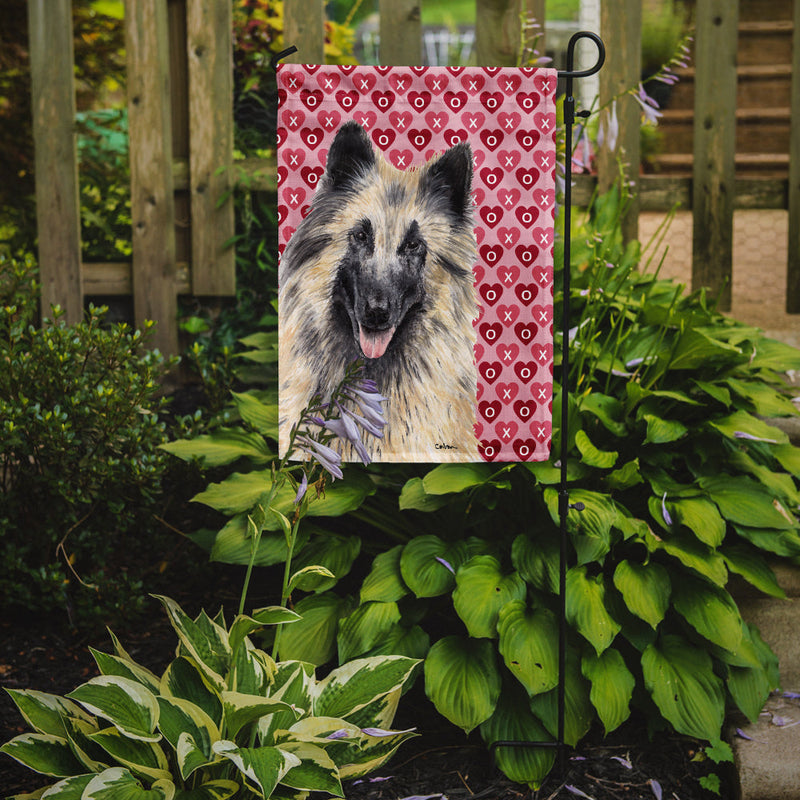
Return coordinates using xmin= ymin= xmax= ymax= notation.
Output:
xmin=279 ymin=121 xmax=479 ymax=461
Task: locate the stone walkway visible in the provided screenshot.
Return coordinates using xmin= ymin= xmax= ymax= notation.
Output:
xmin=639 ymin=210 xmax=800 ymax=348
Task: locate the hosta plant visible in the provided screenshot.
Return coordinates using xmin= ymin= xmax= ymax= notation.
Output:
xmin=0 ymin=595 xmax=419 ymax=799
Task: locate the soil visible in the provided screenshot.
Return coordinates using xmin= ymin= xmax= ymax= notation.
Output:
xmin=0 ymin=582 xmax=732 ymax=800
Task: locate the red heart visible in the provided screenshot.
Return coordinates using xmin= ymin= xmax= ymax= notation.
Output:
xmin=498 ymin=265 xmax=521 ymax=286
xmin=425 ymin=110 xmax=448 ymax=131
xmin=498 ymin=188 xmax=521 ymax=208
xmin=354 ymin=110 xmax=377 ymax=130
xmin=513 ymin=438 xmax=537 ymax=461
xmin=498 ymin=304 xmax=521 ymax=326
xmin=279 ymin=70 xmax=303 ymax=90
xmin=497 ymin=149 xmax=521 ymax=169
xmin=496 ymin=342 xmax=520 ymax=363
xmin=479 ymin=360 xmax=503 ymax=384
xmin=443 ymin=129 xmax=468 ymax=147
xmin=408 ymin=90 xmax=432 ymax=111
xmin=408 ymin=128 xmax=433 ymax=151
xmin=500 ymin=74 xmax=522 ymax=94
xmin=533 ymin=189 xmax=555 ymax=211
xmin=513 ymin=399 xmax=536 ymax=422
xmin=534 ymin=111 xmax=556 ymax=135
xmin=497 ymin=226 xmax=520 ymax=246
xmin=479 ymin=283 xmax=503 ymax=306
xmin=444 ymin=90 xmax=468 ymax=112
xmin=300 ymin=127 xmax=324 ymax=149
xmin=479 ymin=205 xmax=503 ymax=228
xmin=375 ymin=65 xmax=392 ymax=75
xmin=514 ymin=361 xmax=538 ymax=383
xmin=480 ymin=91 xmax=504 ymax=112
xmin=479 ymin=129 xmax=504 ymax=152
xmin=371 ymin=90 xmax=395 ymax=112
xmin=316 ymin=72 xmax=340 ymax=91
xmin=479 ymin=167 xmax=503 ymax=189
xmin=388 ymin=73 xmax=411 ymax=94
xmin=371 ymin=128 xmax=396 ymax=149
xmin=516 ymin=129 xmax=541 ymax=150
xmin=479 ymin=400 xmax=502 ymax=422
xmin=498 ymin=111 xmax=522 ymax=132
xmin=532 ymin=343 xmax=553 ymax=366
xmin=479 ymin=244 xmax=503 ymax=266
xmin=531 ymin=418 xmax=552 ymax=442
xmin=479 ymin=438 xmax=502 ymax=462
xmin=461 ymin=73 xmax=485 ymax=94
xmin=281 ymin=109 xmax=305 ymax=130
xmin=462 ymin=111 xmax=485 ymax=132
xmin=300 ymin=89 xmax=323 ymax=111
xmin=276 ymin=166 xmax=288 ymax=185
xmin=532 ymin=266 xmax=551 ymax=287
xmin=353 ymin=72 xmax=377 ymax=92
xmin=424 ymin=74 xmax=447 ymax=94
xmin=531 ymin=382 xmax=551 ymax=406
xmin=495 ymin=420 xmax=518 ymax=441
xmin=516 ymin=166 xmax=541 ymax=190
xmin=515 ymin=244 xmax=540 ymax=267
xmin=281 ymin=148 xmax=305 ymax=168
xmin=514 ymin=283 xmax=539 ymax=305
xmin=317 ymin=109 xmax=341 ymax=131
xmin=514 ymin=321 xmax=539 ymax=344
xmin=496 ymin=381 xmax=519 ymax=402
xmin=335 ymin=90 xmax=359 ymax=111
xmin=515 ymin=205 xmax=540 ymax=226
xmin=390 ymin=110 xmax=413 ymax=132
xmin=282 ymin=186 xmax=306 ymax=208
xmin=300 ymin=166 xmax=323 ymax=188
xmin=479 ymin=322 xmax=503 ymax=344
xmin=388 ymin=149 xmax=413 ymax=170
xmin=516 ymin=92 xmax=540 ymax=112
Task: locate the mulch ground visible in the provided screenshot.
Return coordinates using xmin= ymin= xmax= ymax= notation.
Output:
xmin=0 ymin=583 xmax=732 ymax=800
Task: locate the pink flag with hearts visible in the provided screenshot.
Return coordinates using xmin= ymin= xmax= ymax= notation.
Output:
xmin=277 ymin=64 xmax=557 ymax=463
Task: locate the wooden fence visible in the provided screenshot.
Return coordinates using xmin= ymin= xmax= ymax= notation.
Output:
xmin=28 ymin=0 xmax=800 ymax=355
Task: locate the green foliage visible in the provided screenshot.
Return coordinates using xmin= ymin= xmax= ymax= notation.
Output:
xmin=0 ymin=253 xmax=175 ymax=622
xmin=0 ymin=596 xmax=419 ymax=799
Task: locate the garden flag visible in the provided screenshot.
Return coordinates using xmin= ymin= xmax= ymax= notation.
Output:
xmin=277 ymin=64 xmax=557 ymax=463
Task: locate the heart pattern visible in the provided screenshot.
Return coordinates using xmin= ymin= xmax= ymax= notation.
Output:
xmin=278 ymin=65 xmax=557 ymax=462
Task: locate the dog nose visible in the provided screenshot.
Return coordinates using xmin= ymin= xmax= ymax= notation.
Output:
xmin=363 ymin=297 xmax=391 ymax=329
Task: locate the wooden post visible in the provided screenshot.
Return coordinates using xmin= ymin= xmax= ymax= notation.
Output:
xmin=187 ymin=0 xmax=235 ymax=295
xmin=126 ymin=0 xmax=178 ymax=355
xmin=787 ymin=0 xmax=800 ymax=313
xmin=692 ymin=0 xmax=738 ymax=311
xmin=379 ymin=0 xmax=421 ymax=65
xmin=598 ymin=0 xmax=641 ymax=244
xmin=284 ymin=0 xmax=325 ymax=64
xmin=28 ymin=0 xmax=83 ymax=324
xmin=527 ymin=0 xmax=546 ymax=62
xmin=475 ymin=0 xmax=527 ymax=66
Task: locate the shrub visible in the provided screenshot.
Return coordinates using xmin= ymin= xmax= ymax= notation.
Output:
xmin=168 ymin=185 xmax=800 ymax=788
xmin=0 ymin=253 xmax=174 ymax=622
xmin=1 ymin=595 xmax=419 ymax=798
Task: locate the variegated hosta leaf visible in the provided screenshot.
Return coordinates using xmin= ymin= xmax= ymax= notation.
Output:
xmin=160 ymin=657 xmax=222 ymax=728
xmin=221 ymin=691 xmax=298 ymax=740
xmin=66 ymin=676 xmax=160 ymax=742
xmin=212 ymin=740 xmax=300 ymax=798
xmin=4 ymin=689 xmax=93 ymax=737
xmin=337 ymin=601 xmax=401 ymax=663
xmin=334 ymin=726 xmax=418 ymax=781
xmin=90 ymin=648 xmax=161 ymax=694
xmin=81 ymin=767 xmax=174 ymax=799
xmin=480 ymin=681 xmax=555 ymax=790
xmin=424 ymin=636 xmax=501 ymax=734
xmin=88 ymin=727 xmax=171 ymax=782
xmin=312 ymin=656 xmax=420 ymax=722
xmin=496 ymin=601 xmax=558 ymax=696
xmin=612 ymin=560 xmax=670 ymax=629
xmin=61 ymin=716 xmax=106 ymax=773
xmin=452 ymin=556 xmax=526 ymax=639
xmin=39 ymin=773 xmax=94 ymax=798
xmin=581 ymin=648 xmax=635 ymax=734
xmin=156 ymin=696 xmax=219 ymax=778
xmin=0 ymin=732 xmax=85 ymax=777
xmin=258 ymin=662 xmax=315 ymax=745
xmin=171 ymin=779 xmax=239 ymax=799
xmin=565 ymin=566 xmax=621 ymax=655
xmin=276 ymin=741 xmax=344 ymax=796
xmin=642 ymin=634 xmax=725 ymax=741
xmin=228 ymin=610 xmax=299 ymax=658
xmin=360 ymin=545 xmax=409 ymax=603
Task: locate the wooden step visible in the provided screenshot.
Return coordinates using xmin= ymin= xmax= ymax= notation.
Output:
xmin=738 ymin=0 xmax=794 ymax=22
xmin=658 ymin=107 xmax=791 ymax=155
xmin=649 ymin=152 xmax=789 ymax=178
xmin=738 ymin=20 xmax=794 ymax=66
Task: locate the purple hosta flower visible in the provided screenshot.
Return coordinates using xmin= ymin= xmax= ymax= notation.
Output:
xmin=735 ymin=727 xmax=756 ymax=741
xmin=362 ymin=726 xmax=417 ymax=737
xmin=326 ymin=729 xmax=351 ymax=740
xmin=435 ymin=556 xmax=455 ymax=574
xmin=734 ymin=431 xmax=779 ymax=444
xmin=634 ymin=83 xmax=662 ymax=125
xmin=294 ymin=471 xmax=308 ymax=505
xmin=649 ymin=779 xmax=663 ymax=800
xmin=351 ymin=776 xmax=394 ymax=786
xmin=324 ymin=406 xmax=371 ymax=465
xmin=597 ymin=100 xmax=619 ymax=153
xmin=611 ymin=755 xmax=633 ymax=769
xmin=565 ymin=786 xmax=595 ymax=799
xmin=661 ymin=492 xmax=673 ymax=526
xmin=783 ymin=691 xmax=800 ymax=700
xmin=296 ymin=435 xmax=343 ymax=480
xmin=572 ymin=124 xmax=593 ymax=173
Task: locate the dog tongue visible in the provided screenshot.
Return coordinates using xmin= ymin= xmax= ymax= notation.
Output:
xmin=359 ymin=325 xmax=396 ymax=359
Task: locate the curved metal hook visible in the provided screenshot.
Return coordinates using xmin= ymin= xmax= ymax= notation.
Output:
xmin=558 ymin=31 xmax=605 ymax=80
xmin=270 ymin=45 xmax=298 ymax=72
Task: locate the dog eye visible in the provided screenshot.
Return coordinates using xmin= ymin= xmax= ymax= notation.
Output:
xmin=352 ymin=229 xmax=368 ymax=243
xmin=404 ymin=239 xmax=421 ymax=252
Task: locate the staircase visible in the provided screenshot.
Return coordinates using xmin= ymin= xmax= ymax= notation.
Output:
xmin=653 ymin=0 xmax=794 ymax=178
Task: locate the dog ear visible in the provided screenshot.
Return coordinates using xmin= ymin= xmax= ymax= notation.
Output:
xmin=421 ymin=142 xmax=473 ymax=220
xmin=324 ymin=121 xmax=376 ymax=191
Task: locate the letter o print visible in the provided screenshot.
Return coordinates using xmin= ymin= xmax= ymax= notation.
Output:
xmin=484 ymin=444 xmax=496 ymax=458
xmin=485 ymin=288 xmax=497 ymax=303
xmin=485 ymin=365 xmax=497 ymax=380
xmin=519 ymin=365 xmax=531 ymax=379
xmin=520 ymin=327 xmax=532 ymax=341
xmin=518 ymin=443 xmax=530 ymax=457
xmin=377 ymin=95 xmax=390 ymax=108
xmin=485 ymin=327 xmax=498 ymax=342
xmin=414 ymin=133 xmax=426 ymax=147
xmin=485 ymin=134 xmax=498 ymax=148
xmin=306 ymin=132 xmax=319 ymax=147
xmin=520 ymin=405 xmax=531 ymax=418
xmin=520 ymin=211 xmax=533 ymax=224
xmin=413 ymin=95 xmax=426 ymax=109
xmin=520 ymin=134 xmax=535 ymax=147
xmin=486 ymin=210 xmax=498 ymax=225
xmin=485 ymin=405 xmax=497 ymax=419
xmin=520 ymin=289 xmax=532 ymax=302
xmin=377 ymin=133 xmax=391 ymax=147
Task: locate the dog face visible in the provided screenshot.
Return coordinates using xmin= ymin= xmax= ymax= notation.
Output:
xmin=322 ymin=121 xmax=474 ymax=361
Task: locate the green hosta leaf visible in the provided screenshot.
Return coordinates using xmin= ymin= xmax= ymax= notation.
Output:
xmin=398 ymin=477 xmax=451 ymax=511
xmin=452 ymin=556 xmax=526 ymax=639
xmin=668 ymin=328 xmax=743 ymax=370
xmin=208 ymin=515 xmax=305 ymax=567
xmin=337 ymin=601 xmax=402 ymax=663
xmin=82 ymin=768 xmax=174 ymax=799
xmin=647 ymin=528 xmax=728 ymax=586
xmin=612 ymin=560 xmax=670 ymax=629
xmin=733 ymin=524 xmax=800 ymax=558
xmin=160 ymin=657 xmax=222 ymax=728
xmin=725 ymin=378 xmax=799 ymax=417
xmin=288 ymin=565 xmax=336 ymax=594
xmin=89 ymin=727 xmax=170 ymax=782
xmin=566 ymin=567 xmax=621 ymax=655
xmin=421 ymin=463 xmax=495 ymax=494
xmin=721 ymin=543 xmax=786 ymax=598
xmin=4 ymin=689 xmax=93 ymax=737
xmin=67 ymin=676 xmax=160 ymax=742
xmin=173 ymin=780 xmax=239 ymax=800
xmin=544 ymin=488 xmax=617 ymax=564
xmin=643 ymin=414 xmax=688 ymax=444
xmin=228 ymin=609 xmax=299 ymax=657
xmin=424 ymin=636 xmax=501 ymax=733
xmin=700 ymin=475 xmax=797 ymax=529
xmin=0 ymin=733 xmax=85 ymax=777
xmin=709 ymin=410 xmax=788 ymax=445
xmin=728 ymin=663 xmax=772 ymax=723
xmin=400 ymin=536 xmax=468 ymax=598
xmin=480 ymin=681 xmax=555 ymax=789
xmin=276 ymin=741 xmax=343 ymax=796
xmin=642 ymin=634 xmax=725 ymax=741
xmin=314 ymin=656 xmax=420 ymax=721
xmin=212 ymin=740 xmax=299 ymax=797
xmin=581 ymin=649 xmax=635 ymax=734
xmin=668 ymin=497 xmax=726 ymax=547
xmin=497 ymin=601 xmax=558 ymax=696
xmin=606 ymin=459 xmax=644 ymax=491
xmin=156 ymin=696 xmax=219 ymax=777
xmin=277 ymin=592 xmax=351 ymax=665
xmin=772 ymin=443 xmax=800 ymax=476
xmin=528 ymin=650 xmax=593 ymax=746
xmin=360 ymin=545 xmax=409 ymax=603
xmin=580 ymin=392 xmax=627 ymax=436
xmin=511 ymin=534 xmax=559 ymax=593
xmin=90 ymin=650 xmax=161 ymax=694
xmin=748 ymin=336 xmax=800 ymax=371
xmin=291 ymin=535 xmax=361 ymax=592
xmin=362 ymin=624 xmax=430 ymax=660
xmin=672 ymin=575 xmax=743 ymax=653
xmin=160 ymin=428 xmax=272 ymax=467
xmin=693 ymin=380 xmax=732 ymax=407
xmin=575 ymin=430 xmax=618 ymax=468
xmin=231 ymin=391 xmax=279 ymax=437
xmin=221 ymin=692 xmax=297 ymax=740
